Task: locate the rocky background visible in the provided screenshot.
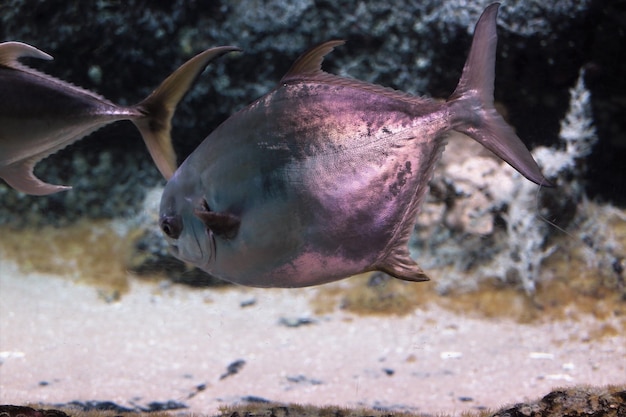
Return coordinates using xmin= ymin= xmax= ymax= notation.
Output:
xmin=1 ymin=3 xmax=624 ymax=413
xmin=1 ymin=0 xmax=623 ymax=225
xmin=1 ymin=0 xmax=624 ymax=292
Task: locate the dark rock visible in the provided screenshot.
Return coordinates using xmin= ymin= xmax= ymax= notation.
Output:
xmin=286 ymin=375 xmax=323 ymax=385
xmin=220 ymin=359 xmax=246 ymax=380
xmin=139 ymin=401 xmax=187 ymax=412
xmin=62 ymin=401 xmax=133 ymax=413
xmin=0 ymin=405 xmax=47 ymax=417
xmin=491 ymin=385 xmax=626 ymax=417
xmin=278 ymin=317 xmax=316 ymax=328
xmin=240 ymin=298 xmax=257 ymax=308
xmin=240 ymin=396 xmax=272 ymax=404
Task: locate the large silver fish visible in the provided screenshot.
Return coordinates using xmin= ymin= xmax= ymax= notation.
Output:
xmin=159 ymin=3 xmax=551 ymax=288
xmin=0 ymin=41 xmax=239 ymax=195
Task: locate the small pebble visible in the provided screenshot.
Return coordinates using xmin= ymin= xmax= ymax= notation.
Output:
xmin=240 ymin=298 xmax=257 ymax=307
xmin=278 ymin=317 xmax=316 ymax=328
xmin=440 ymin=351 xmax=463 ymax=359
xmin=220 ymin=359 xmax=246 ymax=379
xmin=241 ymin=395 xmax=271 ymax=403
xmin=529 ymin=352 xmax=554 ymax=359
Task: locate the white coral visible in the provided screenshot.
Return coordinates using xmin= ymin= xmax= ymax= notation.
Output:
xmin=418 ymin=67 xmax=602 ymax=295
xmin=534 ymin=68 xmax=597 ymax=179
xmin=494 ymin=68 xmax=598 ymax=293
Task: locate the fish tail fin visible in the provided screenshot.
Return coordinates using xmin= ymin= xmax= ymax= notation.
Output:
xmin=447 ymin=3 xmax=552 ymax=186
xmin=132 ymin=46 xmax=241 ymax=179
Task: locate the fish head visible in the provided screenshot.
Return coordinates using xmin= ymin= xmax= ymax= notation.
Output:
xmin=159 ymin=168 xmax=241 ymax=272
xmin=159 ymin=171 xmax=214 ymax=269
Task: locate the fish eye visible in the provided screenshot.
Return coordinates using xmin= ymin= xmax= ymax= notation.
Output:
xmin=160 ymin=215 xmax=182 ymax=239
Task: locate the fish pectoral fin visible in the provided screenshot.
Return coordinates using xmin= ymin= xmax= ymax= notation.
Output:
xmin=194 ymin=201 xmax=240 ymax=239
xmin=376 ymin=247 xmax=430 ymax=282
xmin=0 ymin=160 xmax=70 ymax=196
xmin=0 ymin=41 xmax=53 ymax=69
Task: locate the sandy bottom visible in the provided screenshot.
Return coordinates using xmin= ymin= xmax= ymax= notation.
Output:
xmin=1 ymin=262 xmax=625 ymax=416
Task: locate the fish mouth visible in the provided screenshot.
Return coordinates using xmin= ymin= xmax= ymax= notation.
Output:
xmin=168 ymin=216 xmax=216 ymax=270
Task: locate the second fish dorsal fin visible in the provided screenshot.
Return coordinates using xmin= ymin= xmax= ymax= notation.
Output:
xmin=0 ymin=41 xmax=53 ymax=69
xmin=280 ymin=40 xmax=345 ymax=83
xmin=0 ymin=41 xmax=111 ymax=103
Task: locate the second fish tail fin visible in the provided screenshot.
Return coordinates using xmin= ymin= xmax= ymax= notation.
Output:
xmin=447 ymin=3 xmax=552 ymax=187
xmin=133 ymin=46 xmax=241 ymax=179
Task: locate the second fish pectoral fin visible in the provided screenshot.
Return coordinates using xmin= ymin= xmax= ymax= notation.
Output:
xmin=193 ymin=201 xmax=241 ymax=239
xmin=0 ymin=41 xmax=53 ymax=69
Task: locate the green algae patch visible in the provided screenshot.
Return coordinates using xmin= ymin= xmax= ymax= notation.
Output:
xmin=0 ymin=220 xmax=138 ymax=298
xmin=308 ymin=204 xmax=626 ymax=328
xmin=311 ymin=241 xmax=625 ymax=330
xmin=1 ymin=204 xmax=623 ymax=329
xmin=311 ymin=273 xmax=432 ymax=317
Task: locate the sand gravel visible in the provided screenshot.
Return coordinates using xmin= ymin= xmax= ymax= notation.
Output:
xmin=1 ymin=262 xmax=625 ymax=415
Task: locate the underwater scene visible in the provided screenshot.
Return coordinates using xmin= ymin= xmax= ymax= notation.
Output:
xmin=1 ymin=1 xmax=625 ymax=416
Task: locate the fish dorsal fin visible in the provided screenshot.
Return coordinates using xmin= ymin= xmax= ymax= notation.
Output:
xmin=0 ymin=41 xmax=53 ymax=69
xmin=279 ymin=40 xmax=436 ymax=109
xmin=280 ymin=40 xmax=345 ymax=83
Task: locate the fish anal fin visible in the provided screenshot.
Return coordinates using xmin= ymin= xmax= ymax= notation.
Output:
xmin=376 ymin=247 xmax=430 ymax=282
xmin=194 ymin=199 xmax=240 ymax=239
xmin=0 ymin=41 xmax=53 ymax=68
xmin=280 ymin=40 xmax=345 ymax=83
xmin=0 ymin=160 xmax=71 ymax=196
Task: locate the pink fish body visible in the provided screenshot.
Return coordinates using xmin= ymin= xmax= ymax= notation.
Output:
xmin=160 ymin=3 xmax=550 ymax=287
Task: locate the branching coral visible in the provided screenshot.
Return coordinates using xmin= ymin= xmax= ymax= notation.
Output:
xmin=412 ymin=67 xmax=618 ymax=295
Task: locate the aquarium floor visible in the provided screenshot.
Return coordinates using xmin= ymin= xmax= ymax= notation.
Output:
xmin=1 ymin=263 xmax=624 ymax=416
